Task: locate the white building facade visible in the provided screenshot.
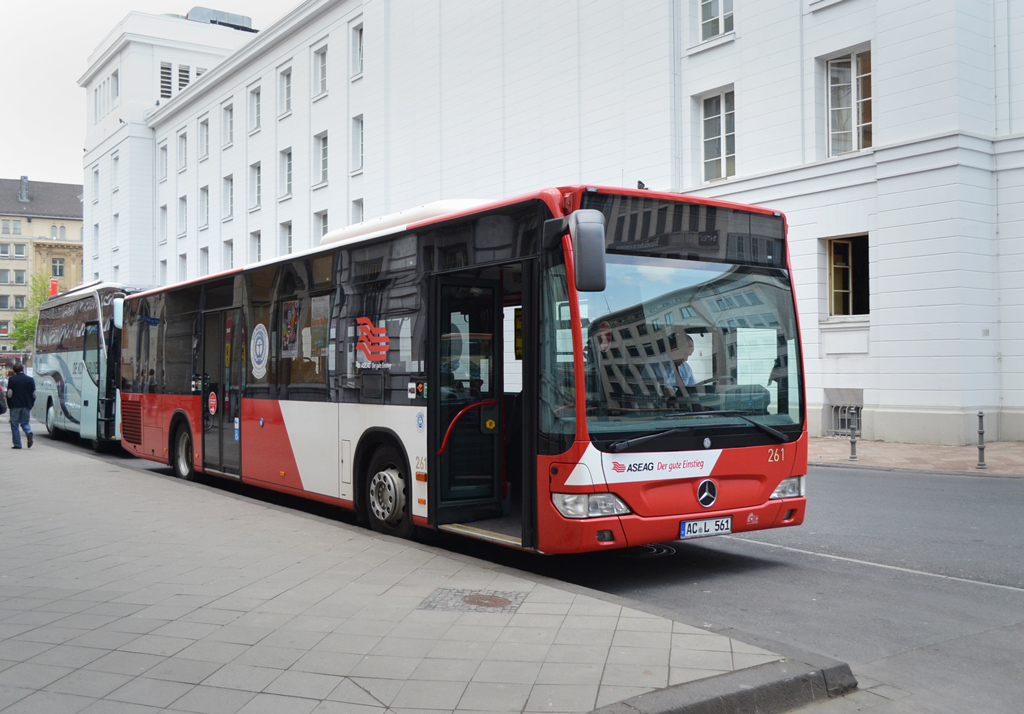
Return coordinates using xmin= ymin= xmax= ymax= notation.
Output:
xmin=81 ymin=0 xmax=1024 ymax=445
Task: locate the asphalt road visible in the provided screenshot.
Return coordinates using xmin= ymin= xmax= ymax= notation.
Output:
xmin=66 ymin=436 xmax=1024 ymax=713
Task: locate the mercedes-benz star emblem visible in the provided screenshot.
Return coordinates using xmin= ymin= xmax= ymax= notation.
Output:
xmin=697 ymin=479 xmax=717 ymax=508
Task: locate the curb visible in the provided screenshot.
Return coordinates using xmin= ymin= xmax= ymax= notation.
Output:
xmin=591 ymin=657 xmax=857 ymax=714
xmin=808 ymin=460 xmax=1024 ymax=479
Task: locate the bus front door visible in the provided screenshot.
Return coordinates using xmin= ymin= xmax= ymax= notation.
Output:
xmin=80 ymin=322 xmax=101 ymax=441
xmin=201 ymin=309 xmax=243 ymax=477
xmin=432 ymin=279 xmax=505 ymax=527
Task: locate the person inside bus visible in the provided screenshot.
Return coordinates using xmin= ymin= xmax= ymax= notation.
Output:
xmin=663 ymin=329 xmax=697 ymax=397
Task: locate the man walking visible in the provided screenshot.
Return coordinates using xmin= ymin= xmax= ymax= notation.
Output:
xmin=6 ymin=362 xmax=36 ymax=449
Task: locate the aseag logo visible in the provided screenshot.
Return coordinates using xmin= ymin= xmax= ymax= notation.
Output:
xmin=356 ymin=317 xmax=389 ymax=362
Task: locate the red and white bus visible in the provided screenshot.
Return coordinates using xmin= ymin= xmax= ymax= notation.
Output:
xmin=118 ymin=185 xmax=806 ymax=554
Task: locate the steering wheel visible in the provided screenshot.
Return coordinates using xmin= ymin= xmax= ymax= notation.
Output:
xmin=696 ymin=376 xmax=736 ymax=388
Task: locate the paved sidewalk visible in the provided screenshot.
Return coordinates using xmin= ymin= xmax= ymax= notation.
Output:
xmin=0 ymin=438 xmax=851 ymax=714
xmin=808 ymin=437 xmax=1024 ymax=477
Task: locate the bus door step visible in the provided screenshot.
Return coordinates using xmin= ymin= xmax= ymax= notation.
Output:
xmin=438 ymin=523 xmax=523 ymax=549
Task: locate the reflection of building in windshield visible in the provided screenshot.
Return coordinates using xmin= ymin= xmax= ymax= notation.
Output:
xmin=587 ymin=270 xmax=789 ymax=413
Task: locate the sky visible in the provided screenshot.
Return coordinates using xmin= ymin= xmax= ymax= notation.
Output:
xmin=0 ymin=0 xmax=289 ymax=187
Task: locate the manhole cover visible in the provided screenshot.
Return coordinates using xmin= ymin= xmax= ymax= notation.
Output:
xmin=418 ymin=588 xmax=527 ymax=613
xmin=462 ymin=594 xmax=512 ymax=608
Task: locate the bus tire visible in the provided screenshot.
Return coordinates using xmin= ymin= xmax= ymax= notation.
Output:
xmin=45 ymin=402 xmax=62 ymax=440
xmin=365 ymin=445 xmax=413 ymax=539
xmin=172 ymin=423 xmax=196 ymax=481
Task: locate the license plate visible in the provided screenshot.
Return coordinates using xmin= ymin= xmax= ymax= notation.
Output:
xmin=680 ymin=516 xmax=732 ymax=539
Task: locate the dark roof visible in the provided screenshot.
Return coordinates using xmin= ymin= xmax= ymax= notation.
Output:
xmin=0 ymin=177 xmax=83 ymax=220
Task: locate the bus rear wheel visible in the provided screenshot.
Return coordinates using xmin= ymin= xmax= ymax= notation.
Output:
xmin=365 ymin=445 xmax=413 ymax=539
xmin=172 ymin=424 xmax=196 ymax=481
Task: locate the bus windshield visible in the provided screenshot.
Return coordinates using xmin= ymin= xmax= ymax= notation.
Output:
xmin=582 ymin=253 xmax=802 ymax=446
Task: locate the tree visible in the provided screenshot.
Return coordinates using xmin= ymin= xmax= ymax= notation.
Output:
xmin=11 ymin=272 xmax=52 ymax=351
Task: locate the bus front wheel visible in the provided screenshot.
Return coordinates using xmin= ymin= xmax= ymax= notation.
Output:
xmin=45 ymin=402 xmax=62 ymax=440
xmin=365 ymin=445 xmax=413 ymax=539
xmin=173 ymin=424 xmax=196 ymax=481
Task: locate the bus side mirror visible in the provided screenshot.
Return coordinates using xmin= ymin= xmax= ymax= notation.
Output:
xmin=113 ymin=298 xmax=124 ymax=329
xmin=569 ymin=209 xmax=606 ymax=292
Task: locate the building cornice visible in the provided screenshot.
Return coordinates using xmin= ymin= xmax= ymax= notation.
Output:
xmin=146 ymin=0 xmax=349 ymax=128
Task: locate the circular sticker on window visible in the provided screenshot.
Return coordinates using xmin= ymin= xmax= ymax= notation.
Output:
xmin=208 ymin=391 xmax=218 ymax=415
xmin=251 ymin=323 xmax=269 ymax=379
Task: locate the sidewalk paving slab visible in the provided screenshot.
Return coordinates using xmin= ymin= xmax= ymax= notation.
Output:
xmin=0 ymin=435 xmax=855 ymax=714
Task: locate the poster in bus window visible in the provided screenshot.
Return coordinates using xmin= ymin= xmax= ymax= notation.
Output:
xmin=282 ymin=300 xmax=299 ymax=359
xmin=311 ymin=296 xmax=330 ymax=357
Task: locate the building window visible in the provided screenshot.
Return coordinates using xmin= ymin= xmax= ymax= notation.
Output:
xmin=11 ymin=221 xmax=20 ymax=236
xmin=0 ymin=322 xmax=8 ymax=337
xmin=222 ymin=104 xmax=234 ymax=146
xmin=828 ymin=237 xmax=869 ymax=316
xmin=316 ymin=210 xmax=329 ymax=238
xmin=112 ymin=214 xmax=119 ymax=247
xmin=351 ymin=116 xmax=363 ymax=171
xmin=352 ymin=24 xmax=363 ymax=76
xmin=60 ymin=226 xmax=66 ymax=240
xmin=160 ymin=259 xmax=167 ymax=285
xmin=178 ymin=64 xmax=190 ymax=90
xmin=279 ymin=68 xmax=292 ymax=114
xmin=52 ymin=257 xmax=66 ymax=278
xmin=828 ymin=51 xmax=872 ymax=156
xmin=92 ymin=168 xmax=99 ymax=202
xmin=251 ymin=231 xmax=262 ymax=262
xmin=702 ymin=90 xmax=734 ymax=182
xmin=178 ymin=132 xmax=187 ymax=171
xmin=159 ymin=206 xmax=168 ymax=242
xmin=249 ymin=87 xmax=261 ymax=132
xmin=0 ymin=221 xmax=7 ymax=234
xmin=0 ymin=271 xmax=7 ymax=284
xmin=223 ymin=175 xmax=234 ymax=218
xmin=199 ymin=118 xmax=210 ymax=159
xmin=0 ymin=296 xmax=7 ymax=309
xmin=111 ymin=154 xmax=119 ymax=191
xmin=199 ymin=186 xmax=210 ymax=228
xmin=14 ymin=271 xmax=25 ymax=285
xmin=223 ymin=240 xmax=233 ymax=269
xmin=51 ymin=225 xmax=58 ymax=239
xmin=281 ymin=221 xmax=293 ymax=254
xmin=700 ymin=0 xmax=733 ymax=42
xmin=178 ymin=254 xmax=188 ymax=282
xmin=352 ymin=198 xmax=363 ymax=224
xmin=315 ymin=46 xmax=328 ymax=95
xmin=160 ymin=62 xmax=172 ymax=98
xmin=316 ymin=132 xmax=329 ymax=183
xmin=13 ymin=244 xmax=25 ymax=259
xmin=251 ymin=163 xmax=262 ymax=208
xmin=159 ymin=144 xmax=168 ymax=180
xmin=178 ymin=197 xmax=187 ymax=236
xmin=280 ymin=149 xmax=293 ymax=196
xmin=200 ymin=247 xmax=209 ymax=276
xmin=14 ymin=295 xmax=25 ymax=310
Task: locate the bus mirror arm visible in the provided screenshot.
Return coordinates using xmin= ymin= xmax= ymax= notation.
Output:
xmin=542 ymin=217 xmax=569 ymax=250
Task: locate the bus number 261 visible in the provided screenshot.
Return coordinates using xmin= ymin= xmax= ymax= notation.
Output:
xmin=768 ymin=447 xmax=785 ymax=463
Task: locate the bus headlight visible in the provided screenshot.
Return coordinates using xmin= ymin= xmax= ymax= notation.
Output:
xmin=552 ymin=493 xmax=631 ymax=519
xmin=770 ymin=476 xmax=805 ymax=499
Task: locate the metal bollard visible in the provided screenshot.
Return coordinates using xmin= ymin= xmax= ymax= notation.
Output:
xmin=977 ymin=411 xmax=987 ymax=470
xmin=849 ymin=409 xmax=858 ymax=461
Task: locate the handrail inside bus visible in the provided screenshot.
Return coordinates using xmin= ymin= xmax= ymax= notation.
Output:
xmin=437 ymin=399 xmax=498 ymax=456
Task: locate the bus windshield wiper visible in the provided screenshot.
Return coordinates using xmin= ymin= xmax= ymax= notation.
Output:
xmin=607 ymin=426 xmax=693 ymax=453
xmin=668 ymin=410 xmax=789 ymax=442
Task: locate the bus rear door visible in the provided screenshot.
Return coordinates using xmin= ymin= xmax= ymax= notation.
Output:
xmin=201 ymin=309 xmax=243 ymax=476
